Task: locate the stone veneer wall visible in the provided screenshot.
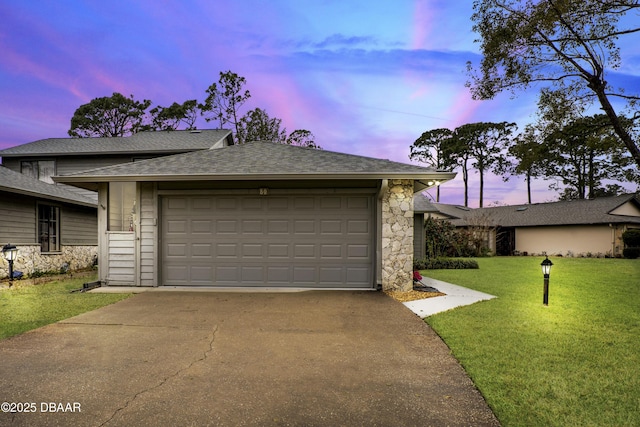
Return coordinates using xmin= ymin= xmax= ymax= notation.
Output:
xmin=381 ymin=179 xmax=414 ymax=291
xmin=0 ymin=245 xmax=97 ymax=279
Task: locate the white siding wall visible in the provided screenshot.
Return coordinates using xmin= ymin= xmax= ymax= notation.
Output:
xmin=139 ymin=183 xmax=157 ymax=286
xmin=106 ymin=232 xmax=136 ymax=285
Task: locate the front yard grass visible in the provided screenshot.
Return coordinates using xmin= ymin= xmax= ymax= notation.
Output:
xmin=0 ymin=273 xmax=131 ymax=340
xmin=423 ymin=257 xmax=640 ymax=427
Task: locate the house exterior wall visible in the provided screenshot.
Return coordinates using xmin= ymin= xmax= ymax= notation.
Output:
xmin=381 ymin=179 xmax=414 ymax=291
xmin=0 ymin=245 xmax=96 ymax=279
xmin=3 ymin=154 xmax=174 ymax=202
xmin=610 ymin=201 xmax=640 ymax=217
xmin=61 ymin=204 xmax=98 ymax=245
xmin=106 ymin=232 xmax=136 ymax=285
xmin=0 ymin=192 xmax=36 ymax=243
xmin=0 ymin=191 xmax=97 ymax=279
xmin=139 ymin=182 xmax=157 ymax=286
xmin=516 ymin=225 xmax=614 ymax=256
xmin=0 ymin=193 xmax=96 ymax=246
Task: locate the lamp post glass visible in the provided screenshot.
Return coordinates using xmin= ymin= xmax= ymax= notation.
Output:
xmin=541 ymin=256 xmax=553 ymax=277
xmin=2 ymin=243 xmax=19 ymax=283
xmin=3 ymin=243 xmax=18 ymax=261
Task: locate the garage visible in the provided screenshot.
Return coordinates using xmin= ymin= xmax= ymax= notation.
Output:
xmin=161 ymin=192 xmax=375 ymax=288
xmin=57 ymin=140 xmax=456 ymax=291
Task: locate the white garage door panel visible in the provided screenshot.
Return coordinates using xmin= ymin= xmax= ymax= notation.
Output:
xmin=161 ymin=193 xmax=374 ymax=288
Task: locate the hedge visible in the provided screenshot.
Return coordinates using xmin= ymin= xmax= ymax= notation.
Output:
xmin=622 ymin=229 xmax=640 ymax=259
xmin=622 ymin=247 xmax=640 ymax=259
xmin=414 ymin=257 xmax=479 ymax=270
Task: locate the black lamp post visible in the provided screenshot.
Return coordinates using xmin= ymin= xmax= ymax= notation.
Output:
xmin=541 ymin=256 xmax=553 ymax=306
xmin=2 ymin=243 xmax=19 ymax=287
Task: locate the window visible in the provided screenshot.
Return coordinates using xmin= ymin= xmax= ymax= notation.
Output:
xmin=21 ymin=160 xmax=56 ymax=184
xmin=38 ymin=205 xmax=60 ymax=252
xmin=109 ymin=182 xmax=136 ymax=231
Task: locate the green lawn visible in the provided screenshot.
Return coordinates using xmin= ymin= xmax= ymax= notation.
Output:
xmin=423 ymin=257 xmax=640 ymax=427
xmin=0 ymin=274 xmax=131 ymax=340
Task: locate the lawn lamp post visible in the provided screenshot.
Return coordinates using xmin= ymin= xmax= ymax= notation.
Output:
xmin=2 ymin=243 xmax=19 ymax=287
xmin=541 ymin=256 xmax=553 ymax=306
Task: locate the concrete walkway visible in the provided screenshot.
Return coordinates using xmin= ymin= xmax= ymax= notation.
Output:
xmin=404 ymin=277 xmax=497 ymax=318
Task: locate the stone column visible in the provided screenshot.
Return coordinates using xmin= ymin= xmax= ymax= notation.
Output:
xmin=381 ymin=179 xmax=414 ymax=291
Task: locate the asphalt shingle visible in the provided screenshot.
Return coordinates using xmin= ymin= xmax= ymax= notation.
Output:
xmin=0 ymin=166 xmax=97 ymax=207
xmin=414 ymin=193 xmax=640 ymax=227
xmin=0 ymin=129 xmax=232 ymax=157
xmin=56 ymin=141 xmax=447 ymax=179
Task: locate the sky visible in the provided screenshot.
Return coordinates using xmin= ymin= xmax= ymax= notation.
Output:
xmin=1 ymin=1 xmax=639 ymax=207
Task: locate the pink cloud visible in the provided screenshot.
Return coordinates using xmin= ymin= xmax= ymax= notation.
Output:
xmin=411 ymin=1 xmax=433 ymax=50
xmin=444 ymin=89 xmax=482 ymax=128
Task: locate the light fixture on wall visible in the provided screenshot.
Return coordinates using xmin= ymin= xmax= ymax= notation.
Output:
xmin=540 ymin=255 xmax=553 ymax=306
xmin=2 ymin=243 xmax=19 ymax=286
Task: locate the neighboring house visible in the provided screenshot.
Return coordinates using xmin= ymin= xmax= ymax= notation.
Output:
xmin=0 ymin=129 xmax=233 ymax=201
xmin=0 ymin=129 xmax=234 ymax=279
xmin=414 ymin=193 xmax=640 ymax=257
xmin=55 ymin=142 xmax=455 ymax=291
xmin=0 ymin=167 xmax=97 ymax=279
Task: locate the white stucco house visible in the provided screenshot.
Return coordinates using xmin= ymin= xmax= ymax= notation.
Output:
xmin=414 ymin=193 xmax=640 ymax=257
xmin=56 ymin=141 xmax=454 ymax=291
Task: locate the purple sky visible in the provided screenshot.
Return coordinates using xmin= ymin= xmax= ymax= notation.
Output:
xmin=1 ymin=1 xmax=639 ymax=206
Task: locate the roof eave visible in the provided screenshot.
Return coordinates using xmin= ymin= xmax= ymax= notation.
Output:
xmin=0 ymin=186 xmax=97 ymax=208
xmin=1 ymin=148 xmax=212 ymax=158
xmin=54 ymin=171 xmax=456 ymax=185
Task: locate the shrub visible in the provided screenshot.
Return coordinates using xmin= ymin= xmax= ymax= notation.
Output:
xmin=622 ymin=229 xmax=640 ymax=247
xmin=414 ymin=257 xmax=479 ymax=270
xmin=423 ymin=217 xmax=491 ymax=258
xmin=622 ymin=229 xmax=640 ymax=259
xmin=622 ymin=248 xmax=640 ymax=259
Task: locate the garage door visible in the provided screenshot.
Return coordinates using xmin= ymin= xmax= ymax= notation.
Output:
xmin=161 ymin=193 xmax=374 ymax=288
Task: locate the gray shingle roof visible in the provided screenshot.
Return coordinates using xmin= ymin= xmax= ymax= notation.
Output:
xmin=413 ymin=193 xmax=439 ymax=213
xmin=0 ymin=129 xmax=232 ymax=157
xmin=416 ymin=194 xmax=640 ymax=226
xmin=0 ymin=166 xmax=97 ymax=207
xmin=55 ymin=142 xmax=456 ymax=183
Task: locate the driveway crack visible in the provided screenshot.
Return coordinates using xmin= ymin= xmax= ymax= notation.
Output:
xmin=98 ymin=325 xmax=218 ymax=426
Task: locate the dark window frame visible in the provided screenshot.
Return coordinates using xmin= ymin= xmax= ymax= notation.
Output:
xmin=38 ymin=203 xmax=61 ymax=253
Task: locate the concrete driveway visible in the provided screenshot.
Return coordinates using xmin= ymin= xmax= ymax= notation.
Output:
xmin=0 ymin=291 xmax=499 ymax=426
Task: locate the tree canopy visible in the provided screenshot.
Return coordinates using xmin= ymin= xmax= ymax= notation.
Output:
xmin=457 ymin=122 xmax=516 ymax=207
xmin=67 ymin=71 xmax=320 ymax=148
xmin=68 ymin=92 xmax=151 ymax=138
xmin=410 ymin=122 xmax=515 ymax=207
xmin=501 ymin=125 xmax=547 ymax=204
xmin=409 ymin=128 xmax=453 ymax=201
xmin=236 ymin=108 xmax=287 ymax=144
xmin=199 ymin=71 xmax=251 ymax=136
xmin=149 ymin=100 xmax=198 ymax=131
xmin=542 ymin=114 xmax=634 ymax=199
xmin=467 ymin=0 xmax=640 ymax=169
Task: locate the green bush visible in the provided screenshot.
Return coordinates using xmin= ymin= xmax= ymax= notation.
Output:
xmin=423 ymin=217 xmax=491 ymax=258
xmin=622 ymin=229 xmax=640 ymax=247
xmin=622 ymin=247 xmax=640 ymax=259
xmin=414 ymin=257 xmax=479 ymax=270
xmin=622 ymin=229 xmax=640 ymax=259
